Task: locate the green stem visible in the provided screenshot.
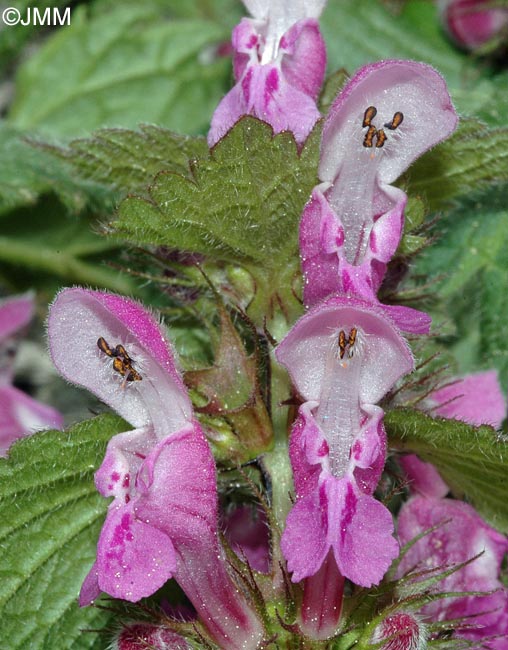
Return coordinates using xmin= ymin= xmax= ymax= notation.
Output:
xmin=264 ymin=355 xmax=294 ymax=528
xmin=0 ymin=236 xmax=133 ymax=293
xmin=260 ymin=312 xmax=297 ymax=597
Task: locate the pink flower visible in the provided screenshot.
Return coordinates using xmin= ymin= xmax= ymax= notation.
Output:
xmin=439 ymin=0 xmax=508 ymax=51
xmin=397 ymin=370 xmax=508 ymax=648
xmin=300 ymin=60 xmax=457 ymax=328
xmin=400 ymin=370 xmax=506 ymax=498
xmin=0 ymin=293 xmax=63 ymax=456
xmin=48 ymin=288 xmax=263 ymax=650
xmin=398 ymin=497 xmax=508 ymax=648
xmin=277 ymin=296 xmax=413 ymax=590
xmin=208 ymin=0 xmax=326 ymax=146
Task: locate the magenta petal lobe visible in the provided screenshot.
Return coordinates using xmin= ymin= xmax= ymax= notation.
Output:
xmin=96 ymin=504 xmax=176 ymax=602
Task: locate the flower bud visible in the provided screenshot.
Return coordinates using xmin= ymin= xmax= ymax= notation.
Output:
xmin=113 ymin=623 xmax=190 ymax=650
xmin=439 ymin=0 xmax=508 ymax=51
xmin=370 ymin=612 xmax=426 ymax=650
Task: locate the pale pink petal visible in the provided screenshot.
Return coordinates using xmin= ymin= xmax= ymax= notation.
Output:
xmin=280 ymin=19 xmax=326 ymax=99
xmin=320 ymin=60 xmax=458 ymax=186
xmin=0 ymin=384 xmax=63 ymax=457
xmin=48 ymin=288 xmax=191 ymax=437
xmin=380 ymin=304 xmax=432 ymax=335
xmin=399 ymin=454 xmax=449 ymax=499
xmin=78 ymin=562 xmax=101 ymax=606
xmin=276 ymin=295 xmax=413 ymax=405
xmin=0 ymin=293 xmax=34 ymax=342
xmin=431 ymin=370 xmax=506 ymax=428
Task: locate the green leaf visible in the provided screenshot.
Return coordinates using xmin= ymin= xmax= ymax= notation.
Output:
xmin=0 ymin=1 xmax=71 ymax=75
xmin=0 ymin=122 xmax=114 ymax=216
xmin=322 ymin=1 xmax=467 ymax=94
xmin=0 ymin=414 xmax=127 ymax=650
xmin=113 ymin=117 xmax=320 ymax=322
xmin=0 ymin=196 xmax=134 ymax=294
xmin=414 ymin=183 xmax=508 ymax=389
xmin=186 ymin=303 xmax=273 ymax=462
xmin=406 ymin=120 xmax=508 ymax=211
xmin=386 ymin=407 xmax=508 ymax=532
xmin=46 ymin=125 xmax=208 ymax=198
xmin=8 ymin=6 xmax=229 ymax=138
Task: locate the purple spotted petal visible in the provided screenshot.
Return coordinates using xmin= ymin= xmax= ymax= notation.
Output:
xmin=326 ymin=477 xmax=399 ymax=587
xmin=398 ymin=497 xmax=508 ymax=639
xmin=0 ymin=384 xmax=64 ymax=457
xmin=281 ymin=487 xmax=329 ymax=582
xmin=209 ymin=63 xmax=322 ymax=146
xmin=208 ymin=1 xmax=326 ymax=146
xmin=137 ymin=426 xmax=264 ymax=650
xmin=288 ymin=401 xmax=327 ymax=497
xmin=48 ymin=288 xmax=191 ymax=437
xmin=279 ymin=296 xmax=408 ymax=591
xmin=50 ymin=288 xmax=262 ymax=645
xmin=351 ymin=404 xmax=387 ymax=495
xmin=282 ymin=476 xmax=398 ymax=587
xmin=300 ymin=182 xmax=406 ymax=307
xmin=93 ymin=501 xmax=176 ymax=603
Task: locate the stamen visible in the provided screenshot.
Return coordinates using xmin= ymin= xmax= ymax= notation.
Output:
xmin=337 ymin=328 xmax=358 ymax=360
xmin=338 ymin=330 xmax=347 ymax=359
xmin=375 ymin=129 xmax=387 ymax=148
xmin=363 ymin=125 xmax=377 ymax=148
xmin=97 ymin=336 xmax=114 ymax=357
xmin=347 ymin=327 xmax=357 ymax=357
xmin=362 ymin=106 xmax=377 ymax=128
xmin=362 ymin=107 xmax=402 ymax=149
xmin=384 ymin=111 xmax=404 ymax=130
xmin=97 ymin=336 xmax=143 ymax=384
